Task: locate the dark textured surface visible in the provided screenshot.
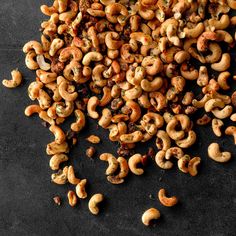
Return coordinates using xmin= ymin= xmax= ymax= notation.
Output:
xmin=0 ymin=1 xmax=236 ymax=236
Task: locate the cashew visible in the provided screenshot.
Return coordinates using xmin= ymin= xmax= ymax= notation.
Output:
xmin=58 ymin=81 xmax=78 ymax=102
xmin=100 ymin=153 xmax=119 ymax=175
xmin=155 ymin=150 xmax=173 ymax=169
xmin=141 ymin=77 xmax=163 ymax=92
xmin=36 ymin=55 xmax=51 ymax=71
xmin=46 ymin=141 xmax=69 ymax=155
xmin=98 ymin=108 xmax=112 ymax=128
xmin=67 ymin=190 xmax=77 ymax=207
xmin=88 ymin=193 xmax=104 ymax=215
xmin=211 ymin=53 xmax=231 ymax=72
xmin=208 ymin=143 xmax=231 ymax=163
xmin=25 ymin=51 xmax=38 ymax=70
xmin=51 ymin=166 xmax=68 ymax=185
xmin=211 ymin=105 xmax=233 ymax=119
xmin=178 ymin=155 xmax=190 ymax=173
xmin=212 ymin=119 xmax=224 ymax=137
xmin=188 ymin=157 xmax=201 ymax=176
xmin=158 ymin=189 xmax=178 ymax=207
xmin=49 ymin=153 xmax=68 ymax=170
xmin=165 ymin=147 xmax=184 ymax=160
xmin=2 ymin=70 xmax=22 ymax=88
xmin=67 ymin=165 xmax=80 ymax=185
xmin=128 ymin=153 xmax=144 ymax=175
xmin=225 ymin=126 xmax=236 ymax=144
xmin=142 ymin=208 xmax=160 ymax=226
xmin=120 ymin=131 xmax=143 ymax=143
xmin=175 ymin=131 xmax=197 ymax=148
xmin=71 ymin=109 xmax=86 ymax=132
xmin=23 ymin=41 xmax=43 ymax=55
xmin=87 ymin=96 xmax=100 ymax=119
xmin=204 ymin=98 xmax=225 ymax=112
xmin=156 ymin=130 xmax=171 ymax=151
xmin=82 ymin=52 xmax=103 ymax=66
xmin=217 ymin=71 xmax=230 ymax=90
xmin=76 ymin=179 xmax=87 ymax=199
xmin=56 ymin=101 xmax=74 ymax=118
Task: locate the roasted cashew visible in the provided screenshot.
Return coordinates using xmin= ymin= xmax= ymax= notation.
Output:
xmin=56 ymin=101 xmax=74 ymax=118
xmin=141 ymin=77 xmax=163 ymax=92
xmin=25 ymin=51 xmax=38 ymax=70
xmin=88 ymin=193 xmax=104 ymax=215
xmin=120 ymin=131 xmax=143 ymax=143
xmin=204 ymin=98 xmax=225 ymax=112
xmin=49 ymin=38 xmax=64 ymax=56
xmin=100 ymin=153 xmax=119 ymax=175
xmin=211 ymin=53 xmax=231 ymax=72
xmin=87 ymin=96 xmax=100 ymax=119
xmin=125 ymin=100 xmax=141 ymax=123
xmin=82 ymin=52 xmax=103 ymax=66
xmin=142 ymin=208 xmax=160 ymax=226
xmin=212 ymin=118 xmax=224 ymax=137
xmin=124 ymin=154 xmax=142 ymax=176
xmin=76 ymin=179 xmax=87 ymax=199
xmin=225 ymin=126 xmax=236 ymax=144
xmin=98 ymin=108 xmax=112 ymax=128
xmin=71 ymin=109 xmax=86 ymax=132
xmin=178 ymin=155 xmax=190 ymax=173
xmin=51 ymin=166 xmax=68 ymax=185
xmin=23 ymin=41 xmax=43 ymax=55
xmin=67 ymin=190 xmax=77 ymax=207
xmin=208 ymin=143 xmax=231 ymax=163
xmin=175 ymin=131 xmax=197 ymax=148
xmin=68 ymin=165 xmax=80 ymax=185
xmin=2 ymin=70 xmax=22 ymax=88
xmin=165 ymin=147 xmax=184 ymax=160
xmin=211 ymin=105 xmax=233 ymax=119
xmin=155 ymin=150 xmax=173 ymax=169
xmin=156 ymin=130 xmax=171 ymax=151
xmin=49 ymin=125 xmax=66 ymax=144
xmin=49 ymin=153 xmax=68 ymax=170
xmin=46 ymin=141 xmax=69 ymax=155
xmin=158 ymin=189 xmax=178 ymax=207
xmin=188 ymin=157 xmax=201 ymax=176
xmin=36 ymin=55 xmax=50 ymax=71
xmin=217 ymin=71 xmax=230 ymax=90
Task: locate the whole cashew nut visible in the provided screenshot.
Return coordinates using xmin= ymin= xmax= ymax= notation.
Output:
xmin=100 ymin=153 xmax=119 ymax=175
xmin=128 ymin=153 xmax=144 ymax=175
xmin=2 ymin=70 xmax=23 ymax=88
xmin=88 ymin=193 xmax=104 ymax=215
xmin=76 ymin=179 xmax=87 ymax=199
xmin=142 ymin=208 xmax=160 ymax=226
xmin=158 ymin=189 xmax=178 ymax=207
xmin=208 ymin=143 xmax=231 ymax=163
xmin=49 ymin=153 xmax=68 ymax=170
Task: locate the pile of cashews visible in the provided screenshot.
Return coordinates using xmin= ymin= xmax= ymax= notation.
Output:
xmin=2 ymin=0 xmax=236 ymax=225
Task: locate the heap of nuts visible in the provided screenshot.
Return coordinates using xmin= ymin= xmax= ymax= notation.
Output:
xmin=2 ymin=0 xmax=236 ymax=226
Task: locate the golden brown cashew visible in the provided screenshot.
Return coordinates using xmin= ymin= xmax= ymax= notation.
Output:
xmin=59 ymin=46 xmax=83 ymax=62
xmin=230 ymin=113 xmax=236 ymax=122
xmin=208 ymin=143 xmax=231 ymax=163
xmin=36 ymin=55 xmax=50 ymax=71
xmin=197 ymin=32 xmax=217 ymax=52
xmin=130 ymin=32 xmax=152 ymax=46
xmin=51 ymin=166 xmax=68 ymax=185
xmin=37 ymin=89 xmax=51 ymax=110
xmin=49 ymin=38 xmax=64 ymax=56
xmin=155 ymin=150 xmax=173 ymax=169
xmin=36 ymin=69 xmax=57 ymax=84
xmin=49 ymin=125 xmax=66 ymax=144
xmin=225 ymin=126 xmax=236 ymax=144
xmin=204 ymin=98 xmax=225 ymax=112
xmin=156 ymin=130 xmax=171 ymax=151
xmin=228 ymin=0 xmax=236 ymax=9
xmin=76 ymin=179 xmax=87 ymax=199
xmin=197 ymin=66 xmax=209 ymax=87
xmin=211 ymin=105 xmax=233 ymax=119
xmin=105 ymin=32 xmax=122 ymax=49
xmin=184 ymin=22 xmax=204 ymax=38
xmin=100 ymin=153 xmax=119 ymax=175
xmin=141 ymin=56 xmax=163 ymax=75
xmin=46 ymin=141 xmax=69 ymax=155
xmin=158 ymin=189 xmax=178 ymax=207
xmin=128 ymin=154 xmax=144 ymax=175
xmin=67 ymin=190 xmax=77 ymax=207
xmin=68 ymin=165 xmax=80 ymax=185
xmin=188 ymin=157 xmax=201 ymax=176
xmin=217 ymin=71 xmax=230 ymax=90
xmin=178 ymin=155 xmax=190 ymax=173
xmin=23 ymin=41 xmax=43 ymax=55
xmin=211 ymin=53 xmax=231 ymax=72
xmin=175 ymin=131 xmax=197 ymax=148
xmin=98 ymin=108 xmax=112 ymax=128
xmin=212 ymin=119 xmax=224 ymax=137
xmin=141 ymin=77 xmax=163 ymax=92
xmin=82 ymin=52 xmax=103 ymax=66
xmin=87 ymin=96 xmax=100 ymax=119
xmin=25 ymin=51 xmax=38 ymax=70
xmin=105 ymin=3 xmax=128 ymax=23
xmin=120 ymin=131 xmax=143 ymax=143
xmin=56 ymin=101 xmax=74 ymax=118
xmin=142 ymin=208 xmax=160 ymax=226
xmin=58 ymin=81 xmax=78 ymax=102
xmin=126 ymin=100 xmax=141 ymax=123
xmin=2 ymin=70 xmax=22 ymax=88
xmin=165 ymin=147 xmax=184 ymax=160
xmin=208 ymin=14 xmax=230 ymax=30
xmin=24 ymin=104 xmax=42 ymax=116
xmin=88 ymin=193 xmax=104 ymax=215
xmin=174 ymin=50 xmax=190 ymax=64
xmin=71 ymin=109 xmax=86 ymax=132
xmin=49 ymin=153 xmax=68 ymax=170
xmin=166 ymin=118 xmax=185 ymax=141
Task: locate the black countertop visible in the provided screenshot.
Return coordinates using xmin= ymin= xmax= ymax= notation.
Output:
xmin=0 ymin=1 xmax=236 ymax=235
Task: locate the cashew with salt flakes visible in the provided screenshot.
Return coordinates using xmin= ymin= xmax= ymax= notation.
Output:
xmin=49 ymin=153 xmax=68 ymax=170
xmin=87 ymin=96 xmax=100 ymax=119
xmin=188 ymin=157 xmax=201 ymax=176
xmin=212 ymin=119 xmax=224 ymax=137
xmin=100 ymin=153 xmax=119 ymax=175
xmin=155 ymin=150 xmax=173 ymax=169
xmin=56 ymin=101 xmax=74 ymax=118
xmin=178 ymin=155 xmax=190 ymax=173
xmin=142 ymin=208 xmax=160 ymax=226
xmin=208 ymin=143 xmax=231 ymax=163
xmin=2 ymin=70 xmax=22 ymax=88
xmin=128 ymin=154 xmax=144 ymax=175
xmin=88 ymin=193 xmax=104 ymax=215
xmin=51 ymin=166 xmax=68 ymax=185
xmin=49 ymin=125 xmax=66 ymax=144
xmin=211 ymin=53 xmax=231 ymax=72
xmin=225 ymin=126 xmax=236 ymax=144
xmin=67 ymin=190 xmax=77 ymax=207
xmin=158 ymin=189 xmax=178 ymax=207
xmin=76 ymin=179 xmax=87 ymax=199
xmin=68 ymin=165 xmax=80 ymax=185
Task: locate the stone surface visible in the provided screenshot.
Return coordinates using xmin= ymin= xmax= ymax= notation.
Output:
xmin=0 ymin=1 xmax=236 ymax=235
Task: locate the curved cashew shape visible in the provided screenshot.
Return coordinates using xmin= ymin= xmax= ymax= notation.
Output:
xmin=98 ymin=108 xmax=112 ymax=128
xmin=197 ymin=32 xmax=217 ymax=52
xmin=82 ymin=52 xmax=103 ymax=66
xmin=58 ymin=81 xmax=78 ymax=102
xmin=141 ymin=56 xmax=163 ymax=76
xmin=204 ymin=98 xmax=225 ymax=112
xmin=87 ymin=96 xmax=100 ymax=119
xmin=88 ymin=193 xmax=104 ymax=215
xmin=68 ymin=165 xmax=80 ymax=185
xmin=225 ymin=126 xmax=236 ymax=144
xmin=25 ymin=51 xmax=38 ymax=70
xmin=141 ymin=77 xmax=163 ymax=92
xmin=49 ymin=153 xmax=68 ymax=170
xmin=208 ymin=143 xmax=231 ymax=163
xmin=188 ymin=157 xmax=201 ymax=176
xmin=100 ymin=153 xmax=119 ymax=175
xmin=49 ymin=125 xmax=66 ymax=144
xmin=211 ymin=105 xmax=233 ymax=119
xmin=2 ymin=70 xmax=22 ymax=88
xmin=165 ymin=147 xmax=184 ymax=160
xmin=120 ymin=131 xmax=143 ymax=143
xmin=178 ymin=155 xmax=190 ymax=173
xmin=211 ymin=53 xmax=231 ymax=72
xmin=175 ymin=131 xmax=197 ymax=148
xmin=46 ymin=141 xmax=69 ymax=155
xmin=51 ymin=166 xmax=68 ymax=185
xmin=155 ymin=150 xmax=173 ymax=170
xmin=130 ymin=32 xmax=152 ymax=46
xmin=71 ymin=109 xmax=86 ymax=132
xmin=105 ymin=32 xmax=122 ymax=50
xmin=217 ymin=71 xmax=230 ymax=90
xmin=67 ymin=190 xmax=77 ymax=207
xmin=36 ymin=55 xmax=50 ymax=71
xmin=156 ymin=130 xmax=171 ymax=151
xmin=142 ymin=208 xmax=160 ymax=226
xmin=59 ymin=46 xmax=83 ymax=62
xmin=158 ymin=189 xmax=178 ymax=207
xmin=105 ymin=3 xmax=128 ymax=23
xmin=126 ymin=100 xmax=141 ymax=123
xmin=212 ymin=118 xmax=224 ymax=137
xmin=166 ymin=118 xmax=185 ymax=141
xmin=56 ymin=101 xmax=74 ymax=118
xmin=49 ymin=38 xmax=64 ymax=56
xmin=24 ymin=104 xmax=42 ymax=116
xmin=128 ymin=153 xmax=144 ymax=175
xmin=76 ymin=179 xmax=87 ymax=199
xmin=23 ymin=41 xmax=43 ymax=55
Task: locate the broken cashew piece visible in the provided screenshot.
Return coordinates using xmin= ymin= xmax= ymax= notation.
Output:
xmin=67 ymin=190 xmax=77 ymax=207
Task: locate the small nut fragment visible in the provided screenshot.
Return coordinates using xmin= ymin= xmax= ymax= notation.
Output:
xmin=158 ymin=188 xmax=178 ymax=207
xmin=67 ymin=190 xmax=77 ymax=207
xmin=86 ymin=135 xmax=101 ymax=144
xmin=88 ymin=193 xmax=104 ymax=215
xmin=53 ymin=196 xmax=61 ymax=206
xmin=142 ymin=208 xmax=161 ymax=226
xmin=86 ymin=146 xmax=96 ymax=158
